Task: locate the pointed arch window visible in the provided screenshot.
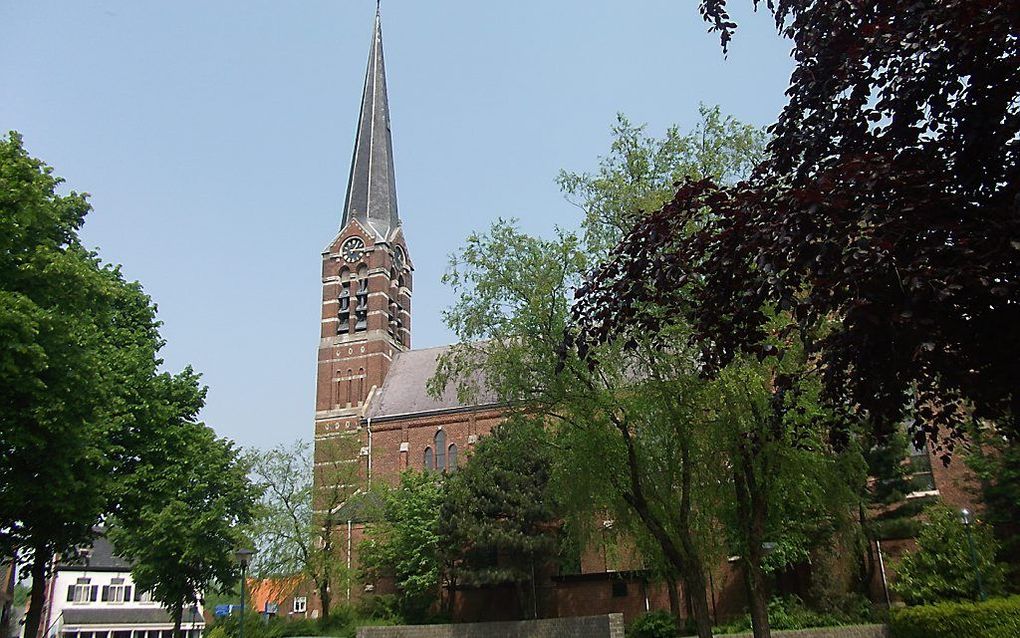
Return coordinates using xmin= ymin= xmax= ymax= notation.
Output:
xmin=434 ymin=430 xmax=447 ymax=471
xmin=424 ymin=447 xmax=434 ymax=470
xmin=448 ymin=444 xmax=458 ymax=471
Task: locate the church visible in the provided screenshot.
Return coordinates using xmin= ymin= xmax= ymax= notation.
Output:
xmin=309 ymin=7 xmax=712 ymax=622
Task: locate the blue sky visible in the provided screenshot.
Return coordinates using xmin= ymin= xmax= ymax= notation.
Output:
xmin=1 ymin=1 xmax=793 ymax=451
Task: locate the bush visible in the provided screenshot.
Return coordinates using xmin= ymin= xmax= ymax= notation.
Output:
xmin=890 ymin=596 xmax=1020 ymax=638
xmin=715 ymin=595 xmax=873 ymax=634
xmin=893 ymin=503 xmax=1006 ymax=604
xmin=628 ymin=610 xmax=678 ymax=638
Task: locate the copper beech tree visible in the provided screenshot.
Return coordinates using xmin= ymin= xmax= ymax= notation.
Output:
xmin=573 ymin=0 xmax=1020 ymax=452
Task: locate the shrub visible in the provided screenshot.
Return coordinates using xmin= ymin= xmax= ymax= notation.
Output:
xmin=889 ymin=596 xmax=1020 ymax=638
xmin=893 ymin=503 xmax=1006 ymax=604
xmin=628 ymin=610 xmax=678 ymax=638
xmin=715 ymin=595 xmax=873 ymax=634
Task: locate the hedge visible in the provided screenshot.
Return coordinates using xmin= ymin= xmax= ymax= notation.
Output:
xmin=889 ymin=596 xmax=1020 ymax=638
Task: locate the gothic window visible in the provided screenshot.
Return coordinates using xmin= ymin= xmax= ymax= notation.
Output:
xmin=434 ymin=430 xmax=447 ymax=471
xmin=424 ymin=446 xmax=434 ymax=470
xmin=448 ymin=444 xmax=458 ymax=471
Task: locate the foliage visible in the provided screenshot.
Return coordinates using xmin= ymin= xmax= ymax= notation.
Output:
xmin=716 ymin=595 xmax=874 ymax=634
xmin=208 ymin=607 xmax=397 ymax=638
xmin=967 ymin=426 xmax=1020 ymax=590
xmin=13 ymin=583 xmax=30 ymax=607
xmin=889 ymin=595 xmax=1020 ymax=638
xmin=359 ymin=471 xmax=445 ymax=622
xmin=628 ymin=610 xmax=679 ymax=638
xmin=441 ymin=418 xmax=558 ymax=618
xmin=557 ymin=106 xmax=765 ymax=258
xmin=109 ymin=413 xmax=257 ymax=635
xmin=892 ymin=504 xmax=1006 ymax=605
xmin=248 ymin=436 xmax=362 ymax=619
xmin=574 ymin=1 xmax=1020 ymax=454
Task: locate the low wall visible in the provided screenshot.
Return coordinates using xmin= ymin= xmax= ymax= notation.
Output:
xmin=685 ymin=625 xmax=890 ymax=638
xmin=357 ymin=613 xmax=624 ymax=638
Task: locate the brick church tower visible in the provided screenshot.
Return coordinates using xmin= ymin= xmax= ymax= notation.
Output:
xmin=314 ymin=7 xmax=411 ymax=461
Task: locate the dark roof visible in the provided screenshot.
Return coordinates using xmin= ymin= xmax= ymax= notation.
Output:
xmin=333 ymin=490 xmax=385 ymax=524
xmin=365 ymin=345 xmax=499 ymax=420
xmin=62 ymin=608 xmax=202 ymax=627
xmin=340 ymin=7 xmax=400 ymax=240
xmin=58 ymin=535 xmax=132 ymax=572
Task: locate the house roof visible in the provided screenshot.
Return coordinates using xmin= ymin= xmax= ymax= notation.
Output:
xmin=58 ymin=534 xmax=132 ymax=572
xmin=61 ymin=608 xmax=202 ymax=627
xmin=365 ymin=345 xmax=499 ymax=420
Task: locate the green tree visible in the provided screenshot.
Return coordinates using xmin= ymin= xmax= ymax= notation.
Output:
xmin=557 ymin=105 xmax=766 ymax=258
xmin=0 ymin=132 xmax=173 ymax=638
xmin=108 ymin=398 xmax=257 ymax=638
xmin=441 ymin=418 xmax=558 ymax=619
xmin=893 ymin=504 xmax=1006 ymax=605
xmin=967 ymin=426 xmax=1020 ymax=590
xmin=248 ymin=436 xmax=361 ymax=620
xmin=359 ymin=472 xmax=445 ymax=622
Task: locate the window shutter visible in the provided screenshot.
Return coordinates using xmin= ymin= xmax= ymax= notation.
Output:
xmin=67 ymin=586 xmax=75 ymax=602
xmin=102 ymin=586 xmax=110 ymax=601
xmin=90 ymin=585 xmax=99 ymax=601
xmin=134 ymin=588 xmax=142 ymax=602
xmin=123 ymin=586 xmax=132 ymax=601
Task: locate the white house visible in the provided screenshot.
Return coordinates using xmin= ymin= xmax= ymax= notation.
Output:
xmin=33 ymin=535 xmax=204 ymax=638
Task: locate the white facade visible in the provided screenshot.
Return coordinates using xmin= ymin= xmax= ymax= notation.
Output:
xmin=33 ymin=542 xmax=203 ymax=638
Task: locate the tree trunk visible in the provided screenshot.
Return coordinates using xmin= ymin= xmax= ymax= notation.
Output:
xmin=744 ymin=552 xmax=771 ymax=638
xmin=678 ymin=561 xmax=714 ymax=638
xmin=171 ymin=602 xmax=183 ymax=638
xmin=23 ymin=547 xmax=51 ymax=638
xmin=666 ymin=572 xmax=681 ymax=623
xmin=318 ymin=582 xmax=331 ymax=621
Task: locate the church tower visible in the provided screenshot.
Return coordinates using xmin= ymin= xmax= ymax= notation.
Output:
xmin=314 ymin=7 xmax=411 ymax=452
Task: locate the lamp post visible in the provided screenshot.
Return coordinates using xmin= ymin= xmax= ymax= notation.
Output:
xmin=960 ymin=509 xmax=986 ymax=601
xmin=235 ymin=549 xmax=256 ymax=638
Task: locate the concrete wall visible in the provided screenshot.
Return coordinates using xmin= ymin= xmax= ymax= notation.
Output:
xmin=684 ymin=626 xmax=890 ymax=638
xmin=357 ymin=613 xmax=624 ymax=638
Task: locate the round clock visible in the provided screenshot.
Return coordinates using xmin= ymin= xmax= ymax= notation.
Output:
xmin=341 ymin=237 xmax=365 ymax=262
xmin=393 ymin=245 xmax=406 ymax=272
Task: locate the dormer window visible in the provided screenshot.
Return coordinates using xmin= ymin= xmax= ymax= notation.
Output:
xmin=68 ymin=579 xmax=97 ymax=603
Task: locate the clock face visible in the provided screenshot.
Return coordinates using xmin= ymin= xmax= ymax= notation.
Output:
xmin=341 ymin=237 xmax=365 ymax=263
xmin=393 ymin=246 xmax=405 ymax=272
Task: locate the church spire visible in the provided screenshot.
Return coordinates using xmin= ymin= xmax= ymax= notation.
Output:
xmin=341 ymin=6 xmax=399 ymax=238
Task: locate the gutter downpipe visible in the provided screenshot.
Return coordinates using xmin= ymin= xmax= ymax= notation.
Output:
xmin=876 ymin=540 xmax=892 ymax=608
xmin=366 ymin=416 xmax=373 ymax=489
xmin=346 ymin=520 xmax=353 ymax=603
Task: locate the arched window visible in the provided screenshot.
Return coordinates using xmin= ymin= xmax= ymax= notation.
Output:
xmin=448 ymin=444 xmax=458 ymax=471
xmin=434 ymin=430 xmax=447 ymax=471
xmin=423 ymin=447 xmax=434 ymax=470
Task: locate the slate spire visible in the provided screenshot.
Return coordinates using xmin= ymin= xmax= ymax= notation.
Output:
xmin=341 ymin=5 xmax=399 ymax=238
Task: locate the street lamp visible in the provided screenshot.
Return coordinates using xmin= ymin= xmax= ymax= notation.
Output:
xmin=960 ymin=509 xmax=986 ymax=601
xmin=235 ymin=549 xmax=256 ymax=638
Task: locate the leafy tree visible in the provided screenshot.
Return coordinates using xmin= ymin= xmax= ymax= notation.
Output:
xmin=108 ymin=395 xmax=257 ymax=638
xmin=441 ymin=418 xmax=558 ymax=619
xmin=892 ymin=504 xmax=1005 ymax=605
xmin=0 ymin=132 xmax=168 ymax=638
xmin=574 ymin=1 xmax=1020 ymax=449
xmin=248 ymin=436 xmax=362 ymax=620
xmin=966 ymin=426 xmax=1020 ymax=591
xmin=557 ymin=106 xmax=765 ymax=258
xmin=359 ymin=472 xmax=445 ymax=622
xmin=431 ymin=112 xmax=866 ymax=638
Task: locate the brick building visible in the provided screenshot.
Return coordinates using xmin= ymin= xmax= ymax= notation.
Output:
xmin=312 ymin=6 xmax=983 ymax=625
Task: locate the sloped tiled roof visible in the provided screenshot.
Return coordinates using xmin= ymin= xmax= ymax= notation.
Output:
xmin=365 ymin=345 xmax=498 ymax=420
xmin=58 ymin=534 xmax=132 ymax=572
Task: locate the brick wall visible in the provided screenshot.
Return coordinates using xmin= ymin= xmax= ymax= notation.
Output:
xmin=357 ymin=613 xmax=624 ymax=638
